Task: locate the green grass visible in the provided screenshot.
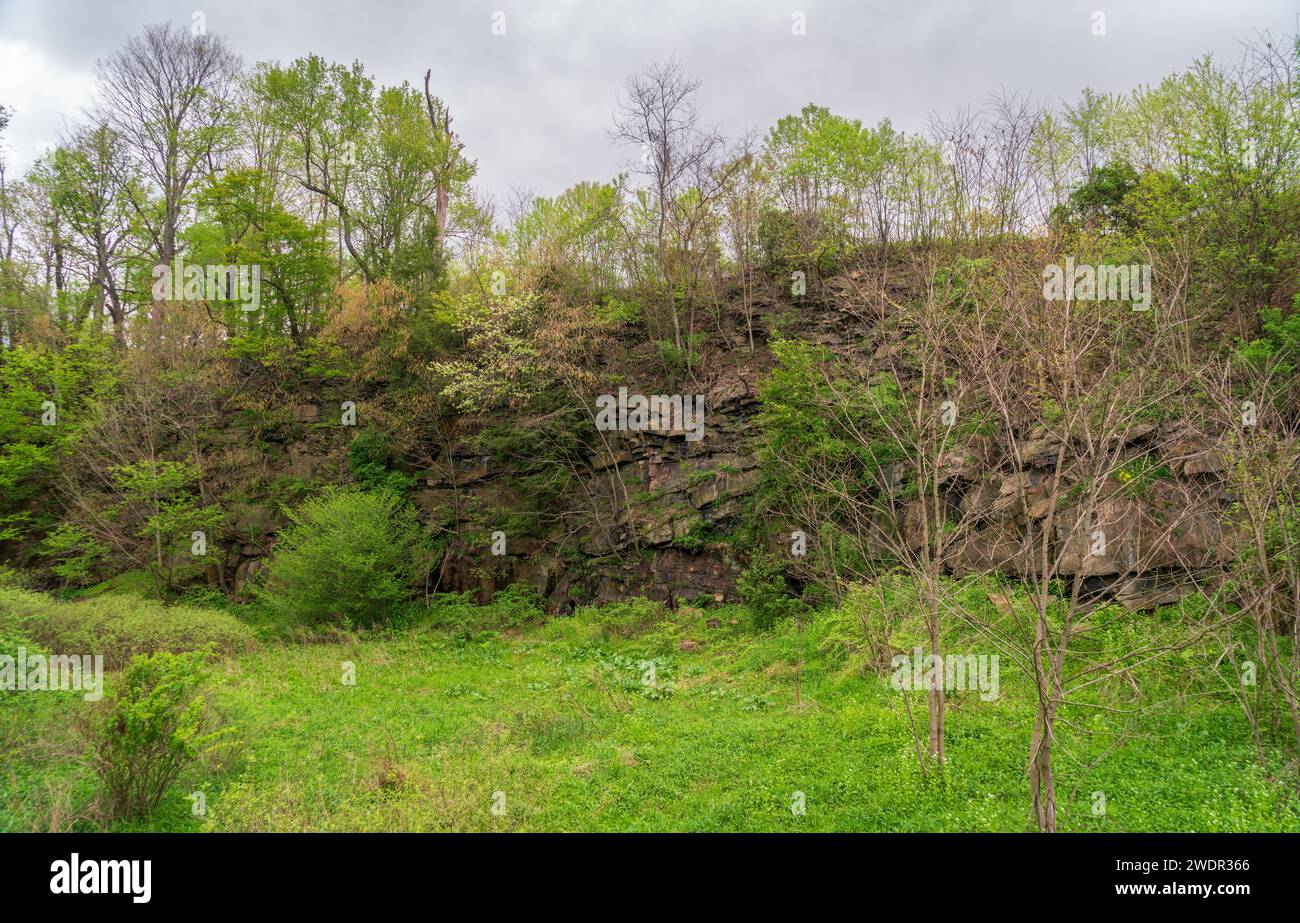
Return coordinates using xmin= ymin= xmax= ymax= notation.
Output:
xmin=1 ymin=590 xmax=1297 ymax=832
xmin=0 ymin=587 xmax=256 ymax=669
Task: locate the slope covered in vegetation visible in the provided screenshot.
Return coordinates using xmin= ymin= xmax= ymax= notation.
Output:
xmin=0 ymin=23 xmax=1297 ymax=832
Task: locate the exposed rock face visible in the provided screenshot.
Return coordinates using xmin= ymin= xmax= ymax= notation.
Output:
xmin=412 ymin=378 xmax=762 ymax=611
xmin=202 ymin=276 xmax=1241 ymax=615
xmin=408 ymin=367 xmax=1237 ymax=613
xmin=944 ymin=432 xmax=1239 ymax=610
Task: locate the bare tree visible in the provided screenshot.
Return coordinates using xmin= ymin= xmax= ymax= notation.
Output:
xmin=985 ymin=91 xmax=1042 ymax=237
xmin=94 ymin=22 xmax=241 ymax=327
xmin=612 ymin=58 xmax=732 ymax=352
xmin=1194 ymin=357 xmax=1300 ymax=767
xmin=963 ymin=247 xmax=1230 ymax=831
xmin=721 ymin=151 xmax=768 ymax=353
xmin=423 ymin=69 xmax=466 ymax=259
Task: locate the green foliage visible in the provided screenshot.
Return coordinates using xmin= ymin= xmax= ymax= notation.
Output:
xmin=594 ymin=651 xmax=676 ymax=700
xmin=594 ymin=295 xmax=642 ymax=326
xmin=471 ymin=404 xmax=591 ymax=516
xmin=737 ymin=552 xmax=801 ymax=631
xmin=0 ymin=566 xmax=34 ymax=590
xmin=1055 ymin=160 xmax=1141 ymax=232
xmin=508 ymin=180 xmax=626 ymax=295
xmin=39 ymin=524 xmax=109 ymax=588
xmin=255 ymin=488 xmax=432 ymax=627
xmin=4 ymin=31 xmax=1300 ymax=834
xmin=419 ymin=583 xmax=546 ymax=636
xmin=672 ymin=519 xmax=712 ymax=553
xmin=655 ymin=333 xmax=704 ymax=376
xmin=79 ymin=649 xmax=233 ymax=821
xmin=754 ymin=337 xmax=901 ymax=533
xmin=347 ymin=427 xmax=415 ymax=493
xmin=685 ymin=467 xmax=717 ymax=490
xmin=487 ymin=582 xmax=546 ymax=623
xmin=73 ymin=568 xmax=166 ymax=601
xmin=0 ymin=587 xmax=255 ymax=669
xmin=759 ymin=103 xmax=918 ymax=268
xmin=193 ymin=166 xmax=335 ymax=345
xmin=430 ymin=292 xmax=545 ymax=413
xmin=1237 ymin=299 xmax=1300 ymax=381
xmin=1115 ymin=456 xmax=1171 ymax=498
xmin=0 ymin=335 xmax=114 ymax=545
xmin=1 ymin=587 xmax=1298 ymax=831
xmin=108 ymin=459 xmax=223 ymax=591
xmin=573 ymin=597 xmax=670 ymax=640
xmin=251 ymin=53 xmax=473 ymax=293
xmin=758 ymin=338 xmax=892 ymax=470
xmin=756 ymin=207 xmax=848 ymax=275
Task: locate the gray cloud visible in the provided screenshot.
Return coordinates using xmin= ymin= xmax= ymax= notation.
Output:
xmin=1 ymin=0 xmax=1295 ymax=206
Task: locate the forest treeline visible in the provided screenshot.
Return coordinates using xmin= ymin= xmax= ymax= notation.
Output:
xmin=0 ymin=26 xmax=1293 ymax=351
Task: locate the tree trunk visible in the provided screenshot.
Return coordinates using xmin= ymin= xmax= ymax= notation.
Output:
xmin=926 ymin=580 xmax=945 ymax=766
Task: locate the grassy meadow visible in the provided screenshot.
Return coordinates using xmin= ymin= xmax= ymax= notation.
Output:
xmin=2 ymin=581 xmax=1296 ymax=833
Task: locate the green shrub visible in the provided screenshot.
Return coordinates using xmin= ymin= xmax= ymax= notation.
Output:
xmin=423 ymin=583 xmax=546 ymax=635
xmin=594 ymin=296 xmax=642 ymax=326
xmin=471 ymin=408 xmax=589 ymax=512
xmin=1237 ymin=299 xmax=1300 ymax=386
xmin=71 ymin=568 xmax=160 ymax=600
xmin=255 ymin=488 xmax=432 ymax=627
xmin=40 ymin=523 xmax=108 ymax=588
xmin=1115 ymin=456 xmax=1171 ymax=498
xmin=737 ymin=552 xmax=801 ymax=631
xmin=487 ymin=583 xmax=545 ymax=625
xmin=672 ymin=519 xmax=711 ymax=552
xmin=347 ymin=427 xmax=415 ymax=494
xmin=685 ymin=467 xmax=717 ymax=489
xmin=0 ymin=566 xmax=34 ymax=589
xmin=656 ymin=336 xmax=702 ymax=376
xmin=0 ymin=588 xmax=255 ymax=670
xmin=79 ymin=649 xmax=232 ymax=821
xmin=581 ymin=597 xmax=668 ymax=639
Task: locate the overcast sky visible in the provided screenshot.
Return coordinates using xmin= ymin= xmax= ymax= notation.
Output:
xmin=1 ymin=0 xmax=1296 ymax=209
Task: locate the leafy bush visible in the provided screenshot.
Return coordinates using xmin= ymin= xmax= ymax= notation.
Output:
xmin=1053 ymin=160 xmax=1141 ymax=233
xmin=581 ymin=597 xmax=669 ymax=640
xmin=737 ymin=552 xmax=802 ymax=631
xmin=471 ymin=407 xmax=590 ymax=513
xmin=0 ymin=335 xmax=114 ymax=547
xmin=79 ymin=649 xmax=232 ymax=821
xmin=107 ymin=459 xmax=224 ymax=593
xmin=255 ymin=488 xmax=432 ymax=627
xmin=0 ymin=566 xmax=35 ymax=589
xmin=1237 ymin=299 xmax=1300 ymax=382
xmin=40 ymin=523 xmax=108 ymax=588
xmin=594 ymin=651 xmax=676 ymax=700
xmin=0 ymin=588 xmax=255 ymax=670
xmin=487 ymin=583 xmax=546 ymax=625
xmin=347 ymin=427 xmax=415 ymax=494
xmin=672 ymin=519 xmax=711 ymax=552
xmin=594 ymin=296 xmax=642 ymax=326
xmin=1115 ymin=456 xmax=1171 ymax=498
xmin=423 ymin=583 xmax=546 ymax=635
xmin=656 ymin=336 xmax=703 ymax=376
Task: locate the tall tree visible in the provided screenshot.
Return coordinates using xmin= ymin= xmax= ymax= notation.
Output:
xmin=94 ymin=22 xmax=241 ymax=327
xmin=612 ymin=59 xmax=731 ymax=351
xmin=52 ymin=124 xmax=142 ymax=345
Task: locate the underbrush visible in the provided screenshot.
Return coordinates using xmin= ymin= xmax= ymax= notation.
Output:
xmin=415 ymin=584 xmax=548 ymax=636
xmin=0 ymin=587 xmax=256 ymax=669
